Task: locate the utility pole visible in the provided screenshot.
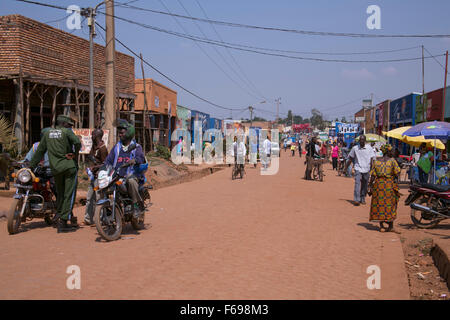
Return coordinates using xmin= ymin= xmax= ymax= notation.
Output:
xmin=140 ymin=53 xmax=148 ymax=153
xmin=275 ymin=97 xmax=281 ymax=123
xmin=105 ymin=0 xmax=116 ymax=144
xmin=249 ymin=106 xmax=254 ymax=127
xmin=87 ymin=7 xmax=95 ymax=129
xmin=442 ymin=51 xmax=448 ymax=121
xmin=422 ymin=45 xmax=425 ymax=96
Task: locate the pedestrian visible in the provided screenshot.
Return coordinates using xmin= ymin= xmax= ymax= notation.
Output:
xmin=30 ymin=115 xmax=81 ymax=232
xmin=298 ymin=140 xmax=302 ymax=158
xmin=319 ymin=141 xmax=327 ymax=158
xmin=262 ymin=134 xmax=271 ymax=170
xmin=84 ymin=129 xmax=108 ymax=225
xmin=290 ymin=143 xmax=296 ymax=156
xmin=417 ymin=143 xmax=434 ymax=184
xmin=368 ymin=144 xmax=401 ymax=232
xmin=305 ymin=137 xmax=319 ymax=180
xmin=345 ymin=135 xmax=376 ymax=206
xmin=331 ymin=142 xmax=339 ymax=170
xmin=284 ymin=139 xmax=287 ymax=152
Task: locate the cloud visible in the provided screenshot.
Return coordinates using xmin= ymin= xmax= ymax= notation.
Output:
xmin=341 ymin=68 xmax=375 ymax=80
xmin=381 ymin=66 xmax=398 ymax=76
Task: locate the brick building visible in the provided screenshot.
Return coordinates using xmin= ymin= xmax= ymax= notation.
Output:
xmin=0 ymin=15 xmax=135 ymax=152
xmin=134 ymin=78 xmax=177 ymax=150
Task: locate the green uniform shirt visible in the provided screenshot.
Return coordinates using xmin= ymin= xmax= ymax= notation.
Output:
xmin=30 ymin=126 xmax=81 ymax=175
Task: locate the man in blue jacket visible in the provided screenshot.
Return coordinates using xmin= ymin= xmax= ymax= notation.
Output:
xmin=104 ymin=120 xmax=146 ymax=219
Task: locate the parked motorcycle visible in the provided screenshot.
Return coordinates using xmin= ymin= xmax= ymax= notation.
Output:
xmin=93 ymin=157 xmax=151 ymax=241
xmin=7 ymin=162 xmax=56 ymax=234
xmin=405 ymin=182 xmax=450 ymax=229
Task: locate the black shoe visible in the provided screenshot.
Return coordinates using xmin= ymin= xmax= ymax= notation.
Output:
xmin=360 ymin=199 xmax=366 ymax=205
xmin=57 ymin=220 xmax=77 ymax=233
xmin=353 ymin=201 xmax=360 ymax=206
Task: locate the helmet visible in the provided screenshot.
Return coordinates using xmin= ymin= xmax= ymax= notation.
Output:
xmin=116 ymin=119 xmax=135 ymax=142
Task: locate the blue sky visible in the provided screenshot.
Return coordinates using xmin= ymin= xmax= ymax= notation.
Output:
xmin=3 ymin=0 xmax=450 ymax=121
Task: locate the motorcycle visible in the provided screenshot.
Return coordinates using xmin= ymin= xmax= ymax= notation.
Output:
xmin=405 ymin=182 xmax=450 ymax=229
xmin=93 ymin=158 xmax=152 ymax=241
xmin=7 ymin=162 xmax=56 ymax=234
xmin=337 ymin=157 xmax=346 ymax=176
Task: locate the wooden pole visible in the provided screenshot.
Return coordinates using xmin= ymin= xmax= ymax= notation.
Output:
xmin=105 ymin=0 xmax=116 ymax=145
xmin=74 ymin=80 xmax=80 ymax=128
xmin=442 ymin=50 xmax=448 ymax=121
xmin=140 ymin=53 xmax=149 ymax=153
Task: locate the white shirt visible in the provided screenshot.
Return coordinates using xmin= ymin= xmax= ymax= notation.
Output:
xmin=348 ymin=144 xmax=376 ymax=173
xmin=231 ymin=141 xmax=246 ymax=157
xmin=263 ymin=139 xmax=271 ymax=155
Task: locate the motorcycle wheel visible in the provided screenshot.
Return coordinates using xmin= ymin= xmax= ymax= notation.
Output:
xmin=240 ymin=167 xmax=244 ymax=179
xmin=410 ymin=196 xmax=441 ymax=229
xmin=94 ymin=202 xmax=123 ymax=241
xmin=7 ymin=199 xmax=23 ymax=235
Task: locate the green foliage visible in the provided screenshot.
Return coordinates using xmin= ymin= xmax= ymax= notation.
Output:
xmin=0 ymin=114 xmax=18 ymax=158
xmin=148 ymin=144 xmax=171 ymax=160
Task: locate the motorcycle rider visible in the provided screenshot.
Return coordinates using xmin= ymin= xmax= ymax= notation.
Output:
xmin=104 ymin=120 xmax=146 ymax=219
xmin=29 ymin=115 xmax=81 ymax=232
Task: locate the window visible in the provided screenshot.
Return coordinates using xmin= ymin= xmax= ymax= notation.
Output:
xmin=154 ymin=96 xmax=159 ymax=108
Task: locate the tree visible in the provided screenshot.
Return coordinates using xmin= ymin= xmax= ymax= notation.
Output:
xmin=341 ymin=116 xmax=347 ymax=123
xmin=310 ymin=108 xmax=325 ymax=130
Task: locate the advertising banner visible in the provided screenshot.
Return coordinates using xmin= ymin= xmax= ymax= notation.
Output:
xmin=72 ymin=129 xmax=110 ymax=154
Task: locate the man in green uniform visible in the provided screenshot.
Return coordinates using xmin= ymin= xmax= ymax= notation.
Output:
xmin=30 ymin=115 xmax=81 ymax=232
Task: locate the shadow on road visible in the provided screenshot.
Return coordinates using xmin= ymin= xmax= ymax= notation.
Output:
xmin=15 ymin=220 xmax=52 ymax=234
xmin=357 ymin=222 xmax=380 ymax=232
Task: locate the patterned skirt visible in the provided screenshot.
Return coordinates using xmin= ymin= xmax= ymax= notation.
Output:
xmin=369 ymin=176 xmax=400 ymax=222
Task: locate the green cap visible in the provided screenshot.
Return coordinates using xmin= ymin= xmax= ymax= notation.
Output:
xmin=57 ymin=115 xmax=75 ymax=126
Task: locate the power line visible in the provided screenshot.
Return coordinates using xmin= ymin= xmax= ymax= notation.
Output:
xmin=195 ymin=0 xmax=268 ymax=101
xmin=170 ymin=0 xmax=263 ymax=100
xmin=156 ymin=0 xmax=261 ymax=100
xmin=95 ymin=22 xmax=247 ymax=112
xmin=117 ymin=2 xmax=450 ymax=38
xmin=423 ymin=46 xmax=450 ymax=75
xmin=16 ymin=0 xmax=450 ymax=38
xmin=97 ymin=14 xmax=446 ymax=63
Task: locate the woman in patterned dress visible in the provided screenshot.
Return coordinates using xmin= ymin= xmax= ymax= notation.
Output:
xmin=368 ymin=144 xmax=401 ymax=232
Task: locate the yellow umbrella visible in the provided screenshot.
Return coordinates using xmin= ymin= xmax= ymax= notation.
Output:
xmin=382 ymin=126 xmax=445 ymax=150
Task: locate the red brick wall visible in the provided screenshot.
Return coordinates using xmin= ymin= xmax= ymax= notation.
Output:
xmin=135 ymin=79 xmax=177 ymax=116
xmin=0 ymin=15 xmax=134 ymax=94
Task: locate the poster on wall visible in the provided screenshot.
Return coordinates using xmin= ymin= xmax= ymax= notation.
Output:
xmin=72 ymin=129 xmax=109 ymax=154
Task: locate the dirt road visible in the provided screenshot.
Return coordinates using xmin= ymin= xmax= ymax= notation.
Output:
xmin=0 ymin=153 xmax=410 ymax=299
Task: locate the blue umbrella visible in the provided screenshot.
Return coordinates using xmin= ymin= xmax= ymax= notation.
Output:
xmin=402 ymin=121 xmax=450 ymax=140
xmin=402 ymin=121 xmax=450 ymax=184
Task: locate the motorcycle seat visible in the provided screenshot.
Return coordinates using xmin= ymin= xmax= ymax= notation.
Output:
xmin=421 ymin=183 xmax=450 ymax=193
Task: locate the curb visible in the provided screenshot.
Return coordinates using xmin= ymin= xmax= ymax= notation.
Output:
xmin=431 ymin=239 xmax=450 ymax=290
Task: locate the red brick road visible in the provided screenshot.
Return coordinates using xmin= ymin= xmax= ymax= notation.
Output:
xmin=0 ymin=153 xmax=410 ymax=299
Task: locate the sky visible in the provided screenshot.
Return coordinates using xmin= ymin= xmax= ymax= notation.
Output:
xmin=3 ymin=0 xmax=450 ymax=122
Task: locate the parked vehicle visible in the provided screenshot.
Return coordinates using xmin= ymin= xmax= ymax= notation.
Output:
xmin=7 ymin=162 xmax=56 ymax=234
xmin=93 ymin=155 xmax=151 ymax=241
xmin=405 ymin=182 xmax=450 ymax=229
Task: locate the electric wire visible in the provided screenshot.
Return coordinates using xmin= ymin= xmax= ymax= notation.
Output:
xmin=95 ymin=22 xmax=247 ymax=111
xmin=157 ymin=0 xmax=262 ymax=100
xmin=194 ymin=0 xmax=268 ymax=101
xmin=116 ymin=2 xmax=450 ymax=39
xmin=16 ymin=0 xmax=450 ymax=39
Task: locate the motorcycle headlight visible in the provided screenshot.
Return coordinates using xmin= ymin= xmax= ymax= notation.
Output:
xmin=17 ymin=170 xmax=32 ymax=184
